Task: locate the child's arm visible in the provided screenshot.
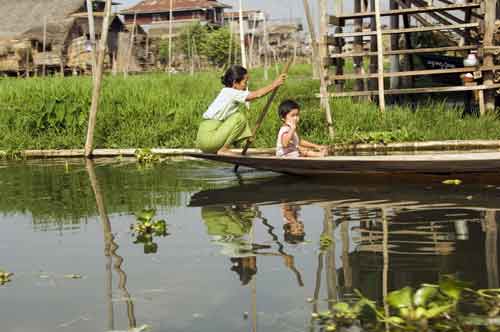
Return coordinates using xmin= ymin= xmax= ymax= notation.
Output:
xmin=246 ymin=74 xmax=287 ymax=101
xmin=281 ymin=124 xmax=297 ymax=148
xmin=299 ymin=139 xmax=323 ymax=150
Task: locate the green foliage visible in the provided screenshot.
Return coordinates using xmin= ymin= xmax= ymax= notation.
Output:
xmin=131 ymin=209 xmax=169 ymax=254
xmin=2 ymin=65 xmax=500 ymax=151
xmin=0 ymin=270 xmax=13 ymax=285
xmin=135 ymin=148 xmax=159 ymax=164
xmin=319 ymin=233 xmax=333 ymax=251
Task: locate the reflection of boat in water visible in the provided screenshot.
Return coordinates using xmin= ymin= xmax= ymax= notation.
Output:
xmin=186 ymin=151 xmax=500 ymax=176
xmin=189 ymin=174 xmax=500 ymax=210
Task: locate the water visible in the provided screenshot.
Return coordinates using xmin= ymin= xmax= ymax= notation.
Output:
xmin=0 ymin=158 xmax=499 ymax=332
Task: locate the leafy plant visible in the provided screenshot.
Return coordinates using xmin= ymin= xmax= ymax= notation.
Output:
xmin=319 ymin=233 xmax=333 ymax=251
xmin=131 ymin=209 xmax=169 ymax=254
xmin=0 ymin=270 xmax=13 ymax=285
xmin=135 ymin=148 xmax=159 ymax=164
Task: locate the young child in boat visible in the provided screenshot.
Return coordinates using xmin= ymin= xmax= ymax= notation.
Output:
xmin=276 ymin=100 xmax=328 ymax=158
xmin=282 ymin=203 xmax=306 ymax=244
xmin=197 ymin=65 xmax=287 ymax=156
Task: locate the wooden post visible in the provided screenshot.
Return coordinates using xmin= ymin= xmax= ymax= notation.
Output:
xmin=482 ymin=0 xmax=497 ymax=113
xmin=402 ymin=0 xmax=414 ymax=88
xmin=248 ymin=13 xmax=258 ymax=68
xmin=263 ymin=13 xmax=269 ymax=80
xmin=353 ymin=0 xmax=364 ymax=92
xmin=84 ymin=0 xmax=113 ymax=157
xmin=124 ymin=12 xmax=137 ymax=78
xmin=228 ymin=14 xmax=233 ymax=66
xmin=42 ymin=16 xmax=47 ymax=76
xmin=485 ymin=211 xmax=499 ymax=289
xmin=319 ymin=0 xmax=335 ymax=139
xmin=86 ymin=0 xmax=97 ymax=78
xmin=369 ymin=0 xmax=377 ymax=92
xmin=302 ymin=0 xmax=320 ymax=79
xmin=374 ymin=0 xmax=386 ymax=112
xmin=334 ymin=0 xmax=344 ymax=92
xmin=389 ymin=0 xmax=400 ymax=90
xmin=238 ymin=0 xmax=247 ymax=68
xmin=168 ymin=0 xmax=174 ymax=74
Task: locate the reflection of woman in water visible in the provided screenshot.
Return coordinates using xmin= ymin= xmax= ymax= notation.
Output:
xmin=282 ymin=204 xmax=306 ymax=244
xmin=201 ymin=205 xmax=263 ymax=285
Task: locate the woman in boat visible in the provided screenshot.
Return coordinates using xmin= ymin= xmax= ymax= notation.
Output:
xmin=196 ymin=65 xmax=287 ymax=155
xmin=276 ymin=100 xmax=328 ymax=158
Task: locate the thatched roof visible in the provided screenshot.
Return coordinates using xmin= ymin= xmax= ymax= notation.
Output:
xmin=0 ymin=0 xmax=86 ymax=39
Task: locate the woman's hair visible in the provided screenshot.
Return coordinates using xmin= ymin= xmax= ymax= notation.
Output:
xmin=278 ymin=100 xmax=300 ymax=119
xmin=221 ymin=65 xmax=248 ymax=87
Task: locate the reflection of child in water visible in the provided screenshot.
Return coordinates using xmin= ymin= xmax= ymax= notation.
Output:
xmin=230 ymin=257 xmax=257 ymax=286
xmin=282 ymin=204 xmax=305 ymax=244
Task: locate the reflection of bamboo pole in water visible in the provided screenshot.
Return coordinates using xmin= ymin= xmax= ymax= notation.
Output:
xmin=325 ymin=206 xmax=337 ymax=309
xmin=382 ymin=209 xmax=390 ymax=332
xmin=309 ymin=252 xmax=324 ymax=332
xmin=86 ymin=160 xmax=137 ymax=330
xmin=249 ymin=221 xmax=257 ymax=332
xmin=485 ymin=211 xmax=499 ymax=288
xmin=254 ymin=208 xmax=304 ymax=286
xmin=341 ymin=221 xmax=352 ymax=289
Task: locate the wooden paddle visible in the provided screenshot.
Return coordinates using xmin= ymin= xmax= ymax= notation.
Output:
xmin=234 ymin=59 xmax=293 ymax=173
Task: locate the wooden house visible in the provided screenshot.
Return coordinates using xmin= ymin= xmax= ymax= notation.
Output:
xmin=121 ymin=0 xmax=231 ymax=27
xmin=0 ymin=0 xmax=146 ymax=76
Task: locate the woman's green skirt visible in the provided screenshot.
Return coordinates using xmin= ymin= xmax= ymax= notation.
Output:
xmin=196 ymin=111 xmax=252 ymax=153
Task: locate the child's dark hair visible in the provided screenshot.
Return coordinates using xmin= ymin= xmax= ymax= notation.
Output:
xmin=283 ymin=223 xmax=305 ymax=244
xmin=221 ymin=65 xmax=248 ymax=87
xmin=278 ymin=100 xmax=300 ymax=119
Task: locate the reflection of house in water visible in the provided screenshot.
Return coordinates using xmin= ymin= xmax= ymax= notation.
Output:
xmin=328 ymin=206 xmax=498 ymax=301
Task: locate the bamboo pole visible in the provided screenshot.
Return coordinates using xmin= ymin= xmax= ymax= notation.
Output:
xmin=228 ymin=14 xmax=233 ymax=66
xmin=354 ymin=0 xmax=365 ymax=92
xmin=238 ymin=0 xmax=247 ymax=68
xmin=84 ymin=0 xmax=113 ymax=157
xmin=485 ymin=211 xmax=499 ymax=288
xmin=382 ymin=209 xmax=390 ymax=332
xmin=482 ymin=0 xmax=496 ymax=113
xmin=168 ymin=0 xmax=174 ymax=74
xmin=334 ymin=0 xmax=344 ymax=92
xmin=263 ymin=13 xmax=269 ymax=80
xmin=302 ymin=0 xmax=320 ymax=79
xmin=248 ymin=13 xmax=258 ymax=68
xmin=86 ymin=0 xmax=97 ymax=78
xmin=42 ymin=16 xmax=47 ymax=76
xmin=374 ymin=0 xmax=386 ymax=112
xmin=319 ymin=0 xmax=336 ymax=139
xmin=369 ymin=0 xmax=378 ymax=92
xmin=124 ymin=12 xmax=137 ymax=78
xmin=389 ymin=0 xmax=400 ymax=89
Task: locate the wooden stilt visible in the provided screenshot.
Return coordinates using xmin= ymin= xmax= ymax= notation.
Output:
xmin=86 ymin=0 xmax=97 ymax=78
xmin=369 ymin=0 xmax=378 ymax=92
xmin=482 ymin=0 xmax=497 ymax=113
xmin=42 ymin=16 xmax=47 ymax=77
xmin=263 ymin=13 xmax=269 ymax=80
xmin=238 ymin=0 xmax=247 ymax=68
xmin=84 ymin=0 xmax=113 ymax=157
xmin=168 ymin=0 xmax=174 ymax=75
xmin=353 ymin=0 xmax=365 ymax=92
xmin=319 ymin=0 xmax=335 ymax=138
xmin=389 ymin=0 xmax=400 ymax=90
xmin=334 ymin=0 xmax=344 ymax=92
xmin=228 ymin=14 xmax=233 ymax=66
xmin=402 ymin=0 xmax=415 ymax=89
xmin=302 ymin=0 xmax=320 ymax=79
xmin=124 ymin=12 xmax=137 ymax=78
xmin=249 ymin=13 xmax=258 ymax=68
xmin=375 ymin=0 xmax=386 ymax=112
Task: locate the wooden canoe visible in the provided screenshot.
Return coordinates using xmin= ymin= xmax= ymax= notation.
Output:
xmin=186 ymin=151 xmax=500 ymax=175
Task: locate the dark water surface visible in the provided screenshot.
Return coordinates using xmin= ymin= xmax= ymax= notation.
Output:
xmin=1 ymin=159 xmax=499 ymax=332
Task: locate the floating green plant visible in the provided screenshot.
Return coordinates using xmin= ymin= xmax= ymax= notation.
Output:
xmin=310 ymin=276 xmax=500 ymax=332
xmin=0 ymin=270 xmax=13 ymax=285
xmin=131 ymin=209 xmax=168 ymax=254
xmin=134 ymin=148 xmax=159 ymax=164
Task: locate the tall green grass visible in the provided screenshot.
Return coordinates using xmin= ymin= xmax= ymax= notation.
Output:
xmin=1 ymin=64 xmax=499 ymax=150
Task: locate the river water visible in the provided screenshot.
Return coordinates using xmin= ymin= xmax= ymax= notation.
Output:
xmin=1 ymin=158 xmax=499 ymax=332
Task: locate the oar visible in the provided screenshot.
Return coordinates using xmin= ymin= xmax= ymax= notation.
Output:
xmin=234 ymin=59 xmax=293 ymax=173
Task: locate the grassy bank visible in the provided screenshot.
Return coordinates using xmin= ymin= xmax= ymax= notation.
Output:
xmin=1 ymin=64 xmax=500 ymax=150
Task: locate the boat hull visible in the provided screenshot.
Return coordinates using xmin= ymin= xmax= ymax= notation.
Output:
xmin=186 ymin=152 xmax=500 ymax=175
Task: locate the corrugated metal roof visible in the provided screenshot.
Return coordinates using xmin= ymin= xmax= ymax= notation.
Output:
xmin=121 ymin=0 xmax=231 ymax=15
